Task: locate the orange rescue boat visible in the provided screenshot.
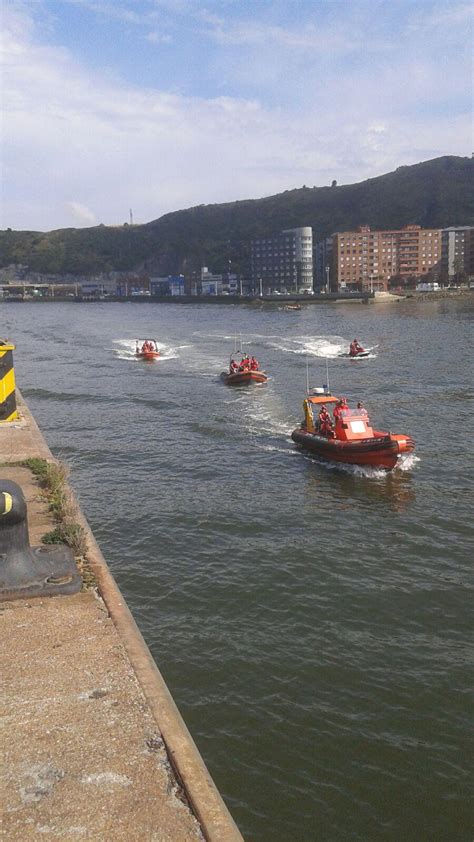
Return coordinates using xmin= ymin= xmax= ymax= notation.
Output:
xmin=135 ymin=339 xmax=161 ymax=360
xmin=291 ymin=391 xmax=414 ymax=470
xmin=221 ymin=351 xmax=268 ymax=385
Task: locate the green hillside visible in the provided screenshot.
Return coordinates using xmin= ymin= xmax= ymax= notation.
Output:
xmin=1 ymin=155 xmax=473 ymax=276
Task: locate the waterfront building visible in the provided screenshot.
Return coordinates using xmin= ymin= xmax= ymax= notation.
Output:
xmin=440 ymin=227 xmax=473 ymax=280
xmin=81 ymin=278 xmax=121 ymax=297
xmin=327 ymin=225 xmax=442 ymax=291
xmin=221 ymin=272 xmax=240 ymax=295
xmin=250 ymin=227 xmax=313 ymax=292
xmin=314 ymin=237 xmax=333 ymax=291
xmin=150 ymin=275 xmax=185 ymax=296
xmin=200 ymin=267 xmax=223 ymax=295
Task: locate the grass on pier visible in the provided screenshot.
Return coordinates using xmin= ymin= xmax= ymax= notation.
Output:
xmin=21 ymin=457 xmax=95 ymax=589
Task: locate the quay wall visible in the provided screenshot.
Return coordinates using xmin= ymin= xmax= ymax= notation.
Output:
xmin=2 ymin=391 xmax=243 ymax=842
xmin=2 ymin=292 xmax=374 ymax=304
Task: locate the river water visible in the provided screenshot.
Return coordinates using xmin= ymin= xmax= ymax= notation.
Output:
xmin=2 ymin=299 xmax=473 ymax=841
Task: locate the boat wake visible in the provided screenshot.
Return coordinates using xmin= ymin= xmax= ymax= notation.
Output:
xmin=395 ymin=453 xmax=420 ymax=472
xmin=300 ymin=453 xmax=390 ymax=479
xmin=298 ymin=451 xmax=420 ymax=478
xmin=268 ymin=336 xmax=345 ymax=358
xmin=112 ymin=339 xmax=179 ymax=360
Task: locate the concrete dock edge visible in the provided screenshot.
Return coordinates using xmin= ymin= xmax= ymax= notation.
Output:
xmin=5 ymin=392 xmax=244 ymax=842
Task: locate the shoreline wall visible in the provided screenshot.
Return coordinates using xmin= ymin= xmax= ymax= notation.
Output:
xmin=2 ymin=391 xmax=243 ymax=842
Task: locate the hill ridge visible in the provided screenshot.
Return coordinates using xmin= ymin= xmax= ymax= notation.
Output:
xmin=1 ymin=155 xmax=472 ymax=276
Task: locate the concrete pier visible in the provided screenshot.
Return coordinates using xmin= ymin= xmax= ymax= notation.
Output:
xmin=1 ymin=395 xmax=243 ymax=841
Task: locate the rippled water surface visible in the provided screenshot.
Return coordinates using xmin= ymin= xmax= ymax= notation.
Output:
xmin=3 ymin=299 xmax=473 ymax=841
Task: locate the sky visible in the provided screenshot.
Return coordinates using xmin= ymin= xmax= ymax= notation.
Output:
xmin=1 ymin=0 xmax=472 ymax=231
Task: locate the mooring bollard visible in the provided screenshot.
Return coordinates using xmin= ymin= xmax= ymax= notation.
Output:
xmin=0 ymin=339 xmax=18 ymax=422
xmin=0 ymin=480 xmax=82 ymax=601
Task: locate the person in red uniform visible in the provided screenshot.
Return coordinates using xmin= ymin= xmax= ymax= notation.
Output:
xmin=318 ymin=405 xmax=334 ymax=437
xmin=250 ymin=356 xmax=259 ymax=370
xmin=333 ymin=397 xmax=348 ymax=420
xmin=230 ymin=359 xmax=239 ymax=373
xmin=350 ymin=339 xmax=364 ymax=356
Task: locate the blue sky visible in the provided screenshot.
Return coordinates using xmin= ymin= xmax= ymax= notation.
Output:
xmin=1 ymin=0 xmax=472 ymax=230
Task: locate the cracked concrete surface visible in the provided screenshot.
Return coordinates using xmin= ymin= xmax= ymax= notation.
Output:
xmin=1 ymin=592 xmax=204 ymax=841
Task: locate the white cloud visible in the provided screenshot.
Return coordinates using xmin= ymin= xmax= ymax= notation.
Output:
xmin=197 ymin=9 xmax=363 ymax=53
xmin=66 ymin=202 xmax=97 ymax=224
xmin=1 ymin=3 xmax=471 ymax=231
xmin=146 ymin=30 xmax=172 ymax=43
xmin=61 ymin=0 xmax=159 ymax=25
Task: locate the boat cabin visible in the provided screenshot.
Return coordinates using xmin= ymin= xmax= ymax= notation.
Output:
xmin=303 ymin=394 xmax=373 ymax=440
xmin=333 ymin=408 xmax=372 ymax=441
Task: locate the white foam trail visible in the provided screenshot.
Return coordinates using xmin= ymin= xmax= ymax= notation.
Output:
xmin=268 ymin=336 xmax=345 ymax=358
xmin=395 ymin=454 xmax=420 ymax=472
xmin=299 ymin=451 xmax=420 ymax=478
xmin=302 ymin=455 xmax=389 ymax=479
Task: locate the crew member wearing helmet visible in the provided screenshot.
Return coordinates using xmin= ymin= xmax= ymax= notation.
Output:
xmin=318 ymin=404 xmax=333 ymax=437
xmin=333 ymin=396 xmax=348 ymax=421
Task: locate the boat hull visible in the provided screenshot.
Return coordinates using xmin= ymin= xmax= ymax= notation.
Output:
xmin=136 ymin=351 xmax=160 ymax=360
xmin=339 ymin=350 xmax=370 ymax=359
xmin=221 ymin=370 xmax=268 ymax=385
xmin=291 ymin=428 xmax=414 ymax=470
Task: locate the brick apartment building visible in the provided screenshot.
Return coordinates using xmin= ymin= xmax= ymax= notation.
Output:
xmin=323 ymin=225 xmax=442 ymax=291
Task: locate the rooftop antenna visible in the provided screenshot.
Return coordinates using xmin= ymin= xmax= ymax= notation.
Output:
xmin=129 ymin=208 xmax=133 ymax=225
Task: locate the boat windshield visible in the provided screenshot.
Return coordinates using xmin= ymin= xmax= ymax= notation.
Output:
xmin=339 ymin=408 xmax=368 ymax=418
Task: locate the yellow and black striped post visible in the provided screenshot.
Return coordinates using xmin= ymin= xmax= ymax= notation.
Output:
xmin=0 ymin=340 xmax=18 ymax=422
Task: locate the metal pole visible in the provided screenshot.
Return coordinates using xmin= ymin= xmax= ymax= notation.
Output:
xmin=325 ymin=265 xmax=330 ymax=293
xmin=239 ymin=277 xmax=242 ymax=296
xmin=259 ymin=278 xmax=262 ymax=297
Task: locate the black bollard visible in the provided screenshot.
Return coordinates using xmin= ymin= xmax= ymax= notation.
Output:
xmin=0 ymin=480 xmax=82 ymax=601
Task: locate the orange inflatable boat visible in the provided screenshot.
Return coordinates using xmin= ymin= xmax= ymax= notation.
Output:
xmin=135 ymin=340 xmax=160 ymax=360
xmin=221 ymin=351 xmax=268 ymax=385
xmin=291 ymin=392 xmax=415 ymax=470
